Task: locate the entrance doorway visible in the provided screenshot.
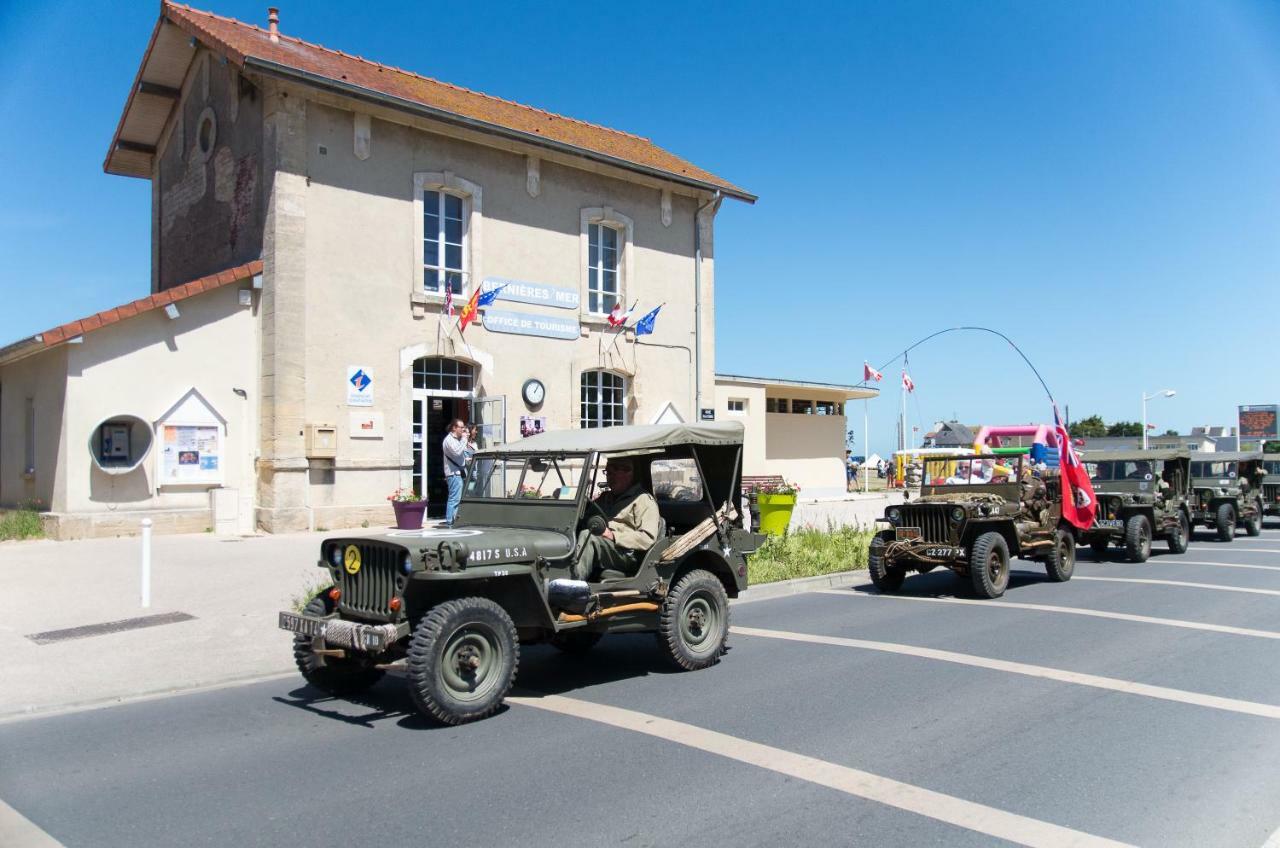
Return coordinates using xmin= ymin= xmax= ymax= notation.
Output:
xmin=412 ymin=357 xmax=475 ymax=519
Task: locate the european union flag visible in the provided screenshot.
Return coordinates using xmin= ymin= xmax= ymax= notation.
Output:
xmin=634 ymin=305 xmax=662 ymax=336
xmin=476 ymin=284 xmax=506 ymax=308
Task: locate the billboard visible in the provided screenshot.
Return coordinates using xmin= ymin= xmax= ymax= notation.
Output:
xmin=1238 ymin=404 xmax=1278 ymax=442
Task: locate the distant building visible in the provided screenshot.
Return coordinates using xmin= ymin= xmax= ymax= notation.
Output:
xmin=1077 ymin=426 xmax=1239 ymax=453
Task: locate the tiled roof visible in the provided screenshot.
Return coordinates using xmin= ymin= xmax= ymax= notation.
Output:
xmin=38 ymin=260 xmax=262 ymax=348
xmin=142 ymin=3 xmax=751 ymax=200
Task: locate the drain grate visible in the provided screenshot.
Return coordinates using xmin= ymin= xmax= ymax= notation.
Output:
xmin=25 ymin=611 xmax=197 ymax=645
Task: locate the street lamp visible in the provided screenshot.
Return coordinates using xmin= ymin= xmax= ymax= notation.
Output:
xmin=1141 ymin=389 xmax=1176 ymax=450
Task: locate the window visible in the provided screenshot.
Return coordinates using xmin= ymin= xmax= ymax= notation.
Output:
xmin=24 ymin=397 xmax=35 ymax=474
xmin=727 ymin=399 xmax=746 ymax=415
xmin=413 ymin=357 xmax=474 ymax=392
xmin=423 ymin=190 xmax=466 ymax=296
xmin=816 ymin=401 xmax=836 ymax=416
xmin=792 ymin=399 xmax=813 ymax=415
xmin=580 ymin=371 xmax=626 ymax=428
xmin=652 ymin=458 xmax=703 ymax=501
xmin=766 ymin=398 xmax=777 ymax=413
xmin=776 ymin=398 xmax=788 ymax=414
xmin=587 ymin=223 xmax=620 ymax=314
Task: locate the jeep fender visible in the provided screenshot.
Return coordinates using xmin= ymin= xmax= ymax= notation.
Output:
xmin=404 ymin=569 xmax=556 ymax=633
xmin=662 ymin=548 xmax=742 ymax=599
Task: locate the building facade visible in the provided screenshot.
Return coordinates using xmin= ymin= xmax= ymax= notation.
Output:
xmin=0 ymin=3 xmax=752 ymax=536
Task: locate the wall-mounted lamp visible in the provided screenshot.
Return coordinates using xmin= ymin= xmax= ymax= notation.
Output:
xmin=164 ymin=303 xmax=180 ymax=320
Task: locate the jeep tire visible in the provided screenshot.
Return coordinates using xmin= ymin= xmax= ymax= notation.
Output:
xmin=657 ymin=569 xmax=730 ymax=671
xmin=1244 ymin=500 xmax=1263 ymax=537
xmin=969 ymin=532 xmax=1010 ymax=599
xmin=550 ymin=630 xmax=603 ymax=655
xmin=1124 ymin=514 xmax=1152 ymax=563
xmin=406 ymin=597 xmax=519 ymax=726
xmin=1215 ymin=503 xmax=1236 ymax=542
xmin=1167 ymin=511 xmax=1190 ymax=554
xmin=1044 ymin=528 xmax=1075 ymax=582
xmin=293 ymin=594 xmax=385 ymax=696
xmin=868 ymin=537 xmax=906 ymax=593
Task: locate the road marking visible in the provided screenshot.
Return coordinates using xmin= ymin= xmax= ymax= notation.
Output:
xmin=1189 ymin=546 xmax=1280 ymax=554
xmin=814 ymin=588 xmax=1280 ymax=640
xmin=731 ymin=625 xmax=1280 ymax=720
xmin=1170 ymin=560 xmax=1280 ymax=573
xmin=0 ymin=798 xmax=64 ymax=847
xmin=509 ymin=693 xmax=1134 ymax=848
xmin=1262 ymin=819 xmax=1280 ymax=848
xmin=1074 ymin=576 xmax=1280 ymax=597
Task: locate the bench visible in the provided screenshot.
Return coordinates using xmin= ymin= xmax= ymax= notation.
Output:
xmin=740 ymin=475 xmax=785 ymax=533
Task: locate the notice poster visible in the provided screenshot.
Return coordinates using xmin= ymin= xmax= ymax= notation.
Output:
xmin=160 ymin=424 xmax=222 ymax=484
xmin=1239 ymin=405 xmax=1278 ymax=442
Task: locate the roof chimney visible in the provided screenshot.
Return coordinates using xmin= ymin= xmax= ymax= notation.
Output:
xmin=267 ymin=7 xmax=279 ymax=42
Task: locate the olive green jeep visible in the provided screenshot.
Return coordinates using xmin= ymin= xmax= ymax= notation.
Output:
xmin=1078 ymin=449 xmax=1192 ymax=561
xmin=869 ymin=454 xmax=1075 ymax=599
xmin=278 ymin=422 xmax=761 ymax=725
xmin=1263 ymin=454 xmax=1280 ymax=519
xmin=1189 ymin=451 xmax=1266 ymax=541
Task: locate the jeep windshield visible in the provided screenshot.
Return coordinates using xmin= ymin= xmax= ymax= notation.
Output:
xmin=923 ymin=456 xmax=1021 ymax=486
xmin=1089 ymin=460 xmax=1158 ymax=482
xmin=463 ymin=454 xmax=590 ymax=502
xmin=1191 ymin=461 xmax=1236 ymax=479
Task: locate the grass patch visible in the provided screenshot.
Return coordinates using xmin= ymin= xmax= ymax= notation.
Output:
xmin=290 ymin=577 xmax=332 ymax=613
xmin=748 ymin=525 xmax=873 ymax=585
xmin=0 ymin=509 xmax=44 ymax=541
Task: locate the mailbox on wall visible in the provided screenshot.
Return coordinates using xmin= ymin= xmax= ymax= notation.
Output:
xmin=305 ymin=424 xmax=337 ymax=459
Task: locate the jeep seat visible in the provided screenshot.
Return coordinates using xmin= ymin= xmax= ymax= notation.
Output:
xmin=599 ymin=518 xmax=667 ymax=582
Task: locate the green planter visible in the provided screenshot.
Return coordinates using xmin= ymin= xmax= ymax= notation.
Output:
xmin=757 ymin=492 xmax=797 ymax=536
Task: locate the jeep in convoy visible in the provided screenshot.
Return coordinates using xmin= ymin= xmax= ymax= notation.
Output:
xmin=1078 ymin=449 xmax=1192 ymax=561
xmin=1263 ymin=454 xmax=1280 ymax=519
xmin=869 ymin=454 xmax=1074 ymax=599
xmin=278 ymin=422 xmax=762 ymax=725
xmin=1189 ymin=451 xmax=1266 ymax=540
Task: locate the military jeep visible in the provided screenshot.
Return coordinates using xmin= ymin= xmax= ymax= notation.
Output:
xmin=1078 ymin=449 xmax=1192 ymax=561
xmin=1189 ymin=451 xmax=1266 ymax=541
xmin=869 ymin=454 xmax=1074 ymax=599
xmin=1263 ymin=454 xmax=1280 ymax=519
xmin=279 ymin=422 xmax=761 ymax=725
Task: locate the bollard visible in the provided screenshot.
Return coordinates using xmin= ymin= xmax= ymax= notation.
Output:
xmin=141 ymin=517 xmax=153 ymax=608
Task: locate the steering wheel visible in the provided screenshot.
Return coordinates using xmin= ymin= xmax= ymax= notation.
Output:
xmin=579 ymin=501 xmax=610 ymax=536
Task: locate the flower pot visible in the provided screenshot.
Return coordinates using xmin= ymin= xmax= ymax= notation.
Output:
xmin=391 ymin=500 xmax=427 ymax=530
xmin=756 ymin=492 xmax=797 ymax=536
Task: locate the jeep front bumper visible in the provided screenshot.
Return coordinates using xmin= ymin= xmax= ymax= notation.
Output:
xmin=278 ymin=611 xmax=408 ymax=653
xmin=885 ymin=535 xmax=967 ymax=563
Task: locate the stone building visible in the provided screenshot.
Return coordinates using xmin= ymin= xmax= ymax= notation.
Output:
xmin=0 ymin=3 xmax=753 ymax=536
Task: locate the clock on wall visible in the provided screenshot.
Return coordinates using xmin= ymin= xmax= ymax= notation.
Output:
xmin=522 ymin=378 xmax=545 ymax=407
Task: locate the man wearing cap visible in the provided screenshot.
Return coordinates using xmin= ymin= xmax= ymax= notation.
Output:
xmin=574 ymin=457 xmax=660 ymax=581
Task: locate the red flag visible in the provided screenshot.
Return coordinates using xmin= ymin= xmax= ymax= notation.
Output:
xmin=864 ymin=362 xmax=883 ymax=382
xmin=607 ymin=300 xmax=634 ymax=328
xmin=1055 ymin=406 xmax=1096 ymax=530
xmin=902 ymin=371 xmax=915 ymax=393
xmin=458 ymin=287 xmax=482 ymax=333
xmin=444 ymin=287 xmax=454 ymax=318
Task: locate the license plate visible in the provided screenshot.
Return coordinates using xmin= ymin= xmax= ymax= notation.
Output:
xmin=279 ymin=611 xmax=327 ymax=638
xmin=923 ymin=546 xmax=965 ymax=559
xmin=896 ymin=527 xmax=921 ymax=541
xmin=1096 ymin=519 xmax=1123 ymax=528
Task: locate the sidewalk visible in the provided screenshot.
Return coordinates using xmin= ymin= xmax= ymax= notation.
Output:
xmin=0 ymin=524 xmax=869 ymax=720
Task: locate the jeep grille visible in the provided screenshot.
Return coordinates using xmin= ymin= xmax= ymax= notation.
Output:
xmin=338 ymin=543 xmax=403 ymax=620
xmin=899 ymin=505 xmax=952 ymax=543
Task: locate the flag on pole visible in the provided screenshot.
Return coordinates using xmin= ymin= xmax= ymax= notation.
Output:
xmin=444 ymin=286 xmax=454 ymax=318
xmin=864 ymin=362 xmax=883 ymax=382
xmin=1054 ymin=405 xmax=1096 ymax=530
xmin=902 ymin=371 xmax=915 ymax=393
xmin=634 ymin=305 xmax=662 ymax=336
xmin=458 ymin=286 xmax=482 ymax=333
xmin=476 ymin=284 xmax=506 ymax=309
xmin=607 ymin=300 xmax=635 ymax=328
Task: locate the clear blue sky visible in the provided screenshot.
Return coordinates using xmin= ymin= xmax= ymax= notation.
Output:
xmin=2 ymin=1 xmax=1278 ymax=458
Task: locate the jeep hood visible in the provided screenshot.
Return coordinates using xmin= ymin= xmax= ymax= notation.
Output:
xmin=367 ymin=526 xmax=574 ymax=565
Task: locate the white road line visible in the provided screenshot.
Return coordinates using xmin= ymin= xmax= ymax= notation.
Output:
xmin=1189 ymin=546 xmax=1280 ymax=554
xmin=509 ymin=693 xmax=1134 ymax=848
xmin=1168 ymin=560 xmax=1280 ymax=573
xmin=0 ymin=798 xmax=64 ymax=848
xmin=731 ymin=625 xmax=1280 ymax=720
xmin=814 ymin=588 xmax=1280 ymax=640
xmin=1262 ymin=819 xmax=1280 ymax=848
xmin=1074 ymin=576 xmax=1280 ymax=597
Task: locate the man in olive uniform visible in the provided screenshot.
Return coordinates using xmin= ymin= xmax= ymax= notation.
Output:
xmin=574 ymin=457 xmax=660 ymax=581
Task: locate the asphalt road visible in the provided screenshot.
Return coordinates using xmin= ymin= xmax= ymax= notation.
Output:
xmin=5 ymin=525 xmax=1280 ymax=847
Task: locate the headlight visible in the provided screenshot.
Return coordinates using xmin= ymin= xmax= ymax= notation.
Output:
xmin=951 ymin=507 xmax=965 ymax=522
xmin=886 ymin=507 xmax=901 ymax=525
xmin=328 ymin=546 xmax=343 ymax=567
xmin=403 ymin=553 xmax=414 ymax=574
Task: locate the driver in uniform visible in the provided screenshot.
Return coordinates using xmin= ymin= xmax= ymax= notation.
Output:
xmin=574 ymin=457 xmax=660 ymax=581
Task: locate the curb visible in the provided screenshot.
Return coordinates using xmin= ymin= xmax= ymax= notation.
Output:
xmin=3 ymin=569 xmax=867 ymax=723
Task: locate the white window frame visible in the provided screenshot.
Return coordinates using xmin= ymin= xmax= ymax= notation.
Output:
xmin=580 ymin=370 xmax=627 ymax=428
xmin=580 ymin=207 xmax=634 ymax=317
xmin=414 ymin=171 xmax=482 ymax=298
xmin=727 ymin=398 xmax=746 ymax=415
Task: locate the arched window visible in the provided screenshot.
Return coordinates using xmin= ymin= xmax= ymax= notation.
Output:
xmin=580 ymin=370 xmax=626 ymax=428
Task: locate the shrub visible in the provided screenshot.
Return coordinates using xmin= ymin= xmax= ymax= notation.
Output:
xmin=0 ymin=508 xmax=44 ymax=541
xmin=748 ymin=524 xmax=871 ymax=585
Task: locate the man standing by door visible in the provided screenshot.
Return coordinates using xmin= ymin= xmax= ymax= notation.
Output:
xmin=442 ymin=418 xmax=468 ymax=525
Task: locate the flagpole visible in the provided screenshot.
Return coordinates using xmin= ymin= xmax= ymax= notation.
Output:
xmin=863 ymin=399 xmax=869 ymax=494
